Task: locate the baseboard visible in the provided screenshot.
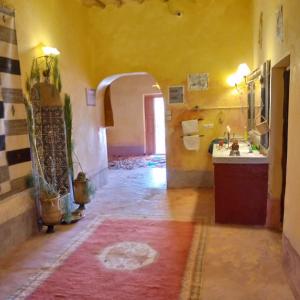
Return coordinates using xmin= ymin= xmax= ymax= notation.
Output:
xmin=266 ymin=195 xmax=281 ymax=229
xmin=167 ymin=169 xmax=213 ymax=188
xmin=108 ymin=145 xmax=144 ymax=157
xmin=283 ymin=234 xmax=300 ymax=299
xmin=0 ymin=191 xmax=37 ymax=258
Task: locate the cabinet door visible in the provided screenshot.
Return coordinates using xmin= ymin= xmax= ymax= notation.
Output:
xmin=214 ymin=164 xmax=268 ymax=225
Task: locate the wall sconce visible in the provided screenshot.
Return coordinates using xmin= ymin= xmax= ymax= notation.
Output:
xmin=39 ymin=46 xmax=60 ymax=80
xmin=227 ymin=73 xmax=240 ymax=87
xmin=42 ymin=46 xmax=60 ymax=56
xmin=236 ymin=63 xmax=251 ymax=83
xmin=227 ymin=63 xmax=251 ymax=93
xmin=33 ymin=45 xmax=61 ymax=84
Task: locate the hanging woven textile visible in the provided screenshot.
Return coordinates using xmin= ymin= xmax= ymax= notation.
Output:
xmin=0 ymin=7 xmax=31 ymax=200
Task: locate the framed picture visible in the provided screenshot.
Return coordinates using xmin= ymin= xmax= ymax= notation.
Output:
xmin=187 ymin=73 xmax=209 ymax=91
xmin=276 ymin=5 xmax=284 ymax=43
xmin=247 ymin=60 xmax=271 ymax=149
xmin=168 ymin=86 xmax=184 ymax=104
xmin=86 ymin=88 xmax=96 ymax=106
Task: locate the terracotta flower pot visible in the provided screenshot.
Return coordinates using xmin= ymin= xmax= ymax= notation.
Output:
xmin=40 ymin=195 xmax=62 ymax=232
xmin=74 ymin=179 xmax=91 ymax=209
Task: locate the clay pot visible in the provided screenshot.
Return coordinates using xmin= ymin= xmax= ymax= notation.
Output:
xmin=74 ymin=180 xmax=91 ymax=209
xmin=40 ymin=196 xmax=62 ymax=228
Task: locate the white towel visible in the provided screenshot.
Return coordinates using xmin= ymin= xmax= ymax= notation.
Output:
xmin=183 ymin=135 xmax=200 ymax=151
xmin=181 ymin=119 xmax=199 ymax=135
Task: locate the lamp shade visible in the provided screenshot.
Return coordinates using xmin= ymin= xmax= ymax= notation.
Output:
xmin=237 ymin=63 xmax=251 ymax=77
xmin=42 ymin=46 xmax=60 ymax=56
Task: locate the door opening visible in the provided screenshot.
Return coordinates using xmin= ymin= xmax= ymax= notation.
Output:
xmin=154 ymin=97 xmax=166 ymax=155
xmin=280 ymin=68 xmax=290 ymax=222
xmin=144 ymin=94 xmax=166 ymax=155
xmin=98 ymin=73 xmax=166 ymax=188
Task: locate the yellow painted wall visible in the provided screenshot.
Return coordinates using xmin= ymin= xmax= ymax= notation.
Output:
xmin=253 ymin=0 xmax=300 ymax=254
xmin=108 ymin=74 xmax=159 ymax=155
xmin=88 ymin=0 xmax=253 ymax=186
xmin=10 ymin=0 xmax=108 ymax=177
xmin=0 ymin=0 xmax=108 ymax=255
xmin=3 ymin=0 xmax=252 ymax=190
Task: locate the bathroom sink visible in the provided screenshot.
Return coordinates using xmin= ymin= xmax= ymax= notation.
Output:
xmin=212 ymin=142 xmax=268 ymax=164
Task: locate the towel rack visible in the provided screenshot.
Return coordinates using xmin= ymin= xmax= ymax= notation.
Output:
xmin=180 ymin=134 xmax=205 ymax=138
xmin=181 ymin=118 xmax=203 ymax=124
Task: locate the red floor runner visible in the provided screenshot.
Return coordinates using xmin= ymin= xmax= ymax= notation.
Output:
xmin=27 ymin=219 xmax=195 ymax=300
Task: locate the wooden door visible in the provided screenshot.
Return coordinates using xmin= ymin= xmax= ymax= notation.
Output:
xmin=144 ymin=96 xmax=155 ymax=155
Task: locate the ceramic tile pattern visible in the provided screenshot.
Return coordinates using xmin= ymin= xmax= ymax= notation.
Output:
xmin=31 ymin=100 xmax=70 ymax=195
xmin=0 ymin=168 xmax=295 ymax=299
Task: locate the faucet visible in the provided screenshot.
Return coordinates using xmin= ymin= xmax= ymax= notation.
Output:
xmin=226 ymin=125 xmax=231 ymax=149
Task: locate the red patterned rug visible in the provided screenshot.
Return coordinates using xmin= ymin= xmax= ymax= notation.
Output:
xmin=20 ymin=219 xmax=204 ymax=299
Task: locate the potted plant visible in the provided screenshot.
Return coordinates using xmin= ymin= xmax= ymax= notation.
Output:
xmin=73 ymin=172 xmax=95 ymax=210
xmin=64 ymin=95 xmax=94 ymax=212
xmin=39 ymin=180 xmax=62 ymax=233
xmin=24 ymin=95 xmax=63 ymax=233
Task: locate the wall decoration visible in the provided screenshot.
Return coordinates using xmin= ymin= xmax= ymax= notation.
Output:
xmin=0 ymin=7 xmax=31 ymax=201
xmin=187 ymin=73 xmax=209 ymax=91
xmin=276 ymin=5 xmax=284 ymax=43
xmin=168 ymin=86 xmax=184 ymax=104
xmin=25 ymin=50 xmax=79 ymax=231
xmin=86 ymin=88 xmax=96 ymax=106
xmin=246 ymin=60 xmax=271 ymax=149
xmin=260 ymin=60 xmax=271 ymax=149
xmin=258 ymin=12 xmax=263 ymax=49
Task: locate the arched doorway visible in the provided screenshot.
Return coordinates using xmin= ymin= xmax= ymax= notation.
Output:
xmin=96 ymin=72 xmax=166 ymax=186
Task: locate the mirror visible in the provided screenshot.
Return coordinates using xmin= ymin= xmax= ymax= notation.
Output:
xmin=247 ymin=60 xmax=271 ymax=149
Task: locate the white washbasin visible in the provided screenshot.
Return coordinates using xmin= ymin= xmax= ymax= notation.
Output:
xmin=212 ymin=142 xmax=268 ymax=164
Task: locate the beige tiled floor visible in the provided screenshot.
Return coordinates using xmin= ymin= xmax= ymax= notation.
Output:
xmin=0 ymin=168 xmax=295 ymax=299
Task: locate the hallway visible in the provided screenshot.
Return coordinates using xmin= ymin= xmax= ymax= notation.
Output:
xmin=0 ymin=168 xmax=294 ymax=299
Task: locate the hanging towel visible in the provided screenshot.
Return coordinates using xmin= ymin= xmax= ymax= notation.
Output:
xmin=181 ymin=119 xmax=199 ymax=135
xmin=183 ymin=135 xmax=200 ymax=151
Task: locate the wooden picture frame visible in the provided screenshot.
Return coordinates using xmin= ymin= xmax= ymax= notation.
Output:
xmin=187 ymin=73 xmax=209 ymax=91
xmin=168 ymin=86 xmax=184 ymax=104
xmin=246 ymin=60 xmax=271 ymax=149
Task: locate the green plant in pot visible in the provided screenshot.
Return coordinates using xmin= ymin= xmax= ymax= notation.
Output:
xmin=74 ymin=171 xmax=95 ymax=210
xmin=24 ymin=93 xmax=63 ymax=234
xmin=39 ymin=179 xmax=62 ymax=233
xmin=63 ymin=95 xmax=94 ymax=211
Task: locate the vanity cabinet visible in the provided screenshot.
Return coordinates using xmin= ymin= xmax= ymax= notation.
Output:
xmin=212 ymin=143 xmax=268 ymax=225
xmin=214 ymin=163 xmax=268 ymax=225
